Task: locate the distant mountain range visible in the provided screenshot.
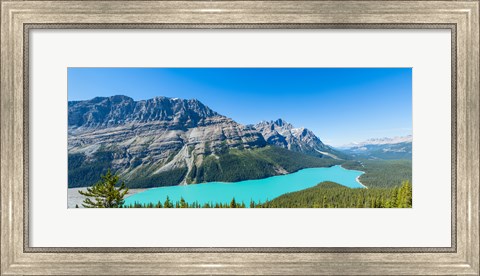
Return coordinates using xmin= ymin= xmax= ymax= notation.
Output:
xmin=68 ymin=95 xmax=342 ymax=188
xmin=337 ymin=135 xmax=412 ymax=160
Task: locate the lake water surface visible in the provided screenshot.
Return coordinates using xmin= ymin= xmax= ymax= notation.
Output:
xmin=124 ymin=165 xmax=364 ymax=207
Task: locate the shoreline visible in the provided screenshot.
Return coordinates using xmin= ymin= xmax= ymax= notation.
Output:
xmin=355 ymin=173 xmax=368 ymax=189
xmin=70 ymin=164 xmax=367 ymax=207
xmin=126 ymin=165 xmax=368 ymax=204
xmin=340 ymin=164 xmax=368 ymax=189
xmin=68 ymin=187 xmax=146 ymax=208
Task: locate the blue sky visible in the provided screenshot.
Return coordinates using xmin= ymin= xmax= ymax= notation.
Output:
xmin=68 ymin=68 xmax=412 ymax=146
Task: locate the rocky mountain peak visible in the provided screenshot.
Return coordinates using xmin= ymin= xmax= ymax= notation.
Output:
xmin=68 ymin=95 xmax=219 ymax=130
xmin=256 ymin=118 xmax=294 ymax=132
xmin=68 ymin=97 xmax=344 ymax=188
xmin=254 ymin=119 xmax=341 ymax=159
xmin=68 ymin=95 xmax=269 ymax=187
xmin=273 ymin=118 xmax=289 ymax=127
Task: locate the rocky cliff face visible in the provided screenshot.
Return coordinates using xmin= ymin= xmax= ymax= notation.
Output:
xmin=68 ymin=95 xmax=267 ymax=187
xmin=69 ymin=95 xmax=221 ymax=130
xmin=254 ymin=119 xmax=342 ymax=160
xmin=68 ymin=96 xmax=343 ymax=188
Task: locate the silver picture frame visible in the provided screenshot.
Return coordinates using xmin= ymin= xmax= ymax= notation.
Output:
xmin=1 ymin=1 xmax=478 ymax=275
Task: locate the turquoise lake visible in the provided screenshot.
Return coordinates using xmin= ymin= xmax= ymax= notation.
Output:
xmin=124 ymin=165 xmax=365 ymax=207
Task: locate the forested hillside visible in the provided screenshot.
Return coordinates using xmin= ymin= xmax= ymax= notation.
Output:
xmin=342 ymin=159 xmax=412 ymax=188
xmin=123 ymin=181 xmax=412 ymax=208
xmin=259 ymin=181 xmax=412 ymax=208
xmin=188 ymin=147 xmax=341 ymax=185
xmin=71 ymin=146 xmax=342 ymax=189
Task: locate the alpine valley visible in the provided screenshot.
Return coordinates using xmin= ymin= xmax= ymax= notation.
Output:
xmin=68 ymin=95 xmax=346 ymax=189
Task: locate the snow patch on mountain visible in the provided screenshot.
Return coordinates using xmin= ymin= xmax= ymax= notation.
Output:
xmin=337 ymin=135 xmax=412 ymax=160
xmin=254 ymin=119 xmax=344 ymax=159
xmin=340 ymin=135 xmax=412 ymax=149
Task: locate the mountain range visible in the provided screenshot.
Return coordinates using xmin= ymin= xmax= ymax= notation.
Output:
xmin=337 ymin=135 xmax=412 ymax=160
xmin=68 ymin=95 xmax=343 ymax=188
xmin=254 ymin=119 xmax=344 ymax=160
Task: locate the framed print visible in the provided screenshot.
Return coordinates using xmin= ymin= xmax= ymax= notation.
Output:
xmin=66 ymin=67 xmax=412 ymax=210
xmin=1 ymin=1 xmax=479 ymax=275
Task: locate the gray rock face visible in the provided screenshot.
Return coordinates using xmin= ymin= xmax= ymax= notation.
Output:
xmin=68 ymin=96 xmax=344 ymax=188
xmin=68 ymin=95 xmax=266 ymax=186
xmin=68 ymin=95 xmax=219 ymax=130
xmin=254 ymin=119 xmax=342 ymax=159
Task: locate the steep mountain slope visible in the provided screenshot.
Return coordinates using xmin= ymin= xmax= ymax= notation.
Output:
xmin=254 ymin=119 xmax=345 ymax=160
xmin=68 ymin=96 xmax=340 ymax=188
xmin=338 ymin=135 xmax=412 ymax=160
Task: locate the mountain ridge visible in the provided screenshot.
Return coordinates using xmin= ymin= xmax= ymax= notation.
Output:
xmin=254 ymin=119 xmax=344 ymax=160
xmin=68 ymin=95 xmax=341 ymax=188
xmin=68 ymin=95 xmax=220 ymax=130
xmin=338 ymin=135 xmax=412 ymax=160
xmin=339 ymin=135 xmax=412 ymax=148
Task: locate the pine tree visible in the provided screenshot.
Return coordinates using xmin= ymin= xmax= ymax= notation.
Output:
xmin=396 ymin=180 xmax=412 ymax=208
xmin=389 ymin=187 xmax=398 ymax=207
xmin=230 ymin=197 xmax=237 ymax=208
xmin=164 ymin=196 xmax=173 ymax=208
xmin=78 ymin=170 xmax=129 ymax=208
xmin=180 ymin=197 xmax=188 ymax=208
xmin=405 ymin=181 xmax=412 ymax=207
